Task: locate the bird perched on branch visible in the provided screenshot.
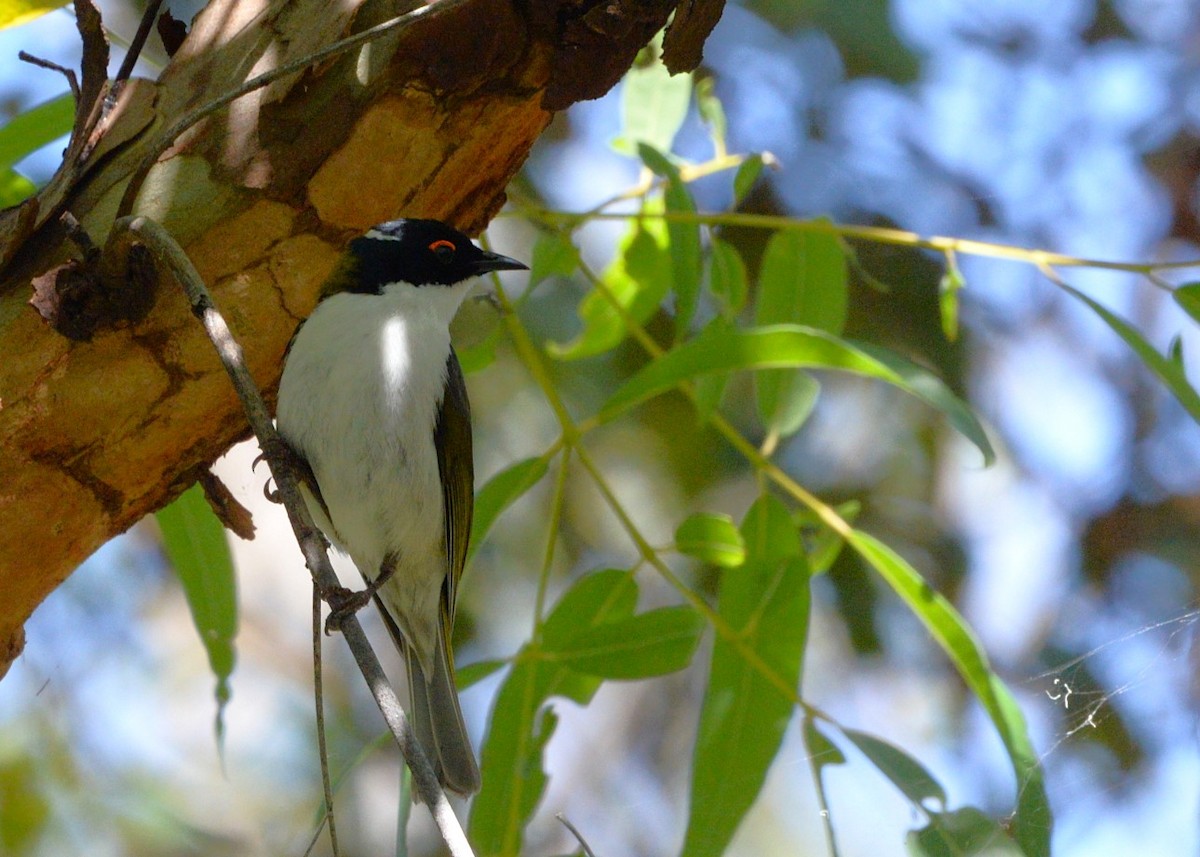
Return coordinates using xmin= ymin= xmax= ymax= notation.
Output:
xmin=275 ymin=218 xmax=527 ymax=796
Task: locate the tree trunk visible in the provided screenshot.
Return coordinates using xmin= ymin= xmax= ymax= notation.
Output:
xmin=0 ymin=0 xmax=721 ymax=675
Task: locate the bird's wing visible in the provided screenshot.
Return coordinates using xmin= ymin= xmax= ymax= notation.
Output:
xmin=433 ymin=347 xmax=474 ymax=636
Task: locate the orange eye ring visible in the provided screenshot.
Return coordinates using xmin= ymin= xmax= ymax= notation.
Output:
xmin=429 ymin=239 xmax=456 ymax=252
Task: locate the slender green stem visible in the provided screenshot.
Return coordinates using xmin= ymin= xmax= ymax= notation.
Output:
xmin=533 ymin=449 xmax=571 ymax=638
xmin=512 ymin=206 xmax=1200 ymax=274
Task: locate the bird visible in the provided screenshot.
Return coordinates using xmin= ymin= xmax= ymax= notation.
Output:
xmin=275 ymin=218 xmax=527 ymax=796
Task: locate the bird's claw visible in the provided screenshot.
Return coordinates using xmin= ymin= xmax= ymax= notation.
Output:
xmin=320 ymin=556 xmax=399 ymax=634
xmin=322 ymin=585 xmax=374 ymax=634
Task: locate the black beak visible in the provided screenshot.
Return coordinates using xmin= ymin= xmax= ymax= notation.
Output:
xmin=472 ymin=251 xmax=528 ymax=275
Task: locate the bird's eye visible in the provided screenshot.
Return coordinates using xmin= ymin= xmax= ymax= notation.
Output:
xmin=429 ymin=239 xmax=456 ymax=263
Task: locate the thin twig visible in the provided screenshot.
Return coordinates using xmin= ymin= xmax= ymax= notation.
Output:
xmin=18 ymin=51 xmax=81 ymax=100
xmin=107 ymin=215 xmax=476 ymax=857
xmin=313 ymin=587 xmax=341 ymax=856
xmin=114 ymin=0 xmax=166 ymax=86
xmin=116 ymin=0 xmax=472 ymax=219
xmin=515 ymin=206 xmax=1200 ymax=274
xmin=555 ymin=813 xmax=597 ymax=857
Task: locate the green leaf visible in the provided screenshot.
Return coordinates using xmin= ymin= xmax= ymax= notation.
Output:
xmin=542 ymin=569 xmax=638 ymax=648
xmin=754 ymin=230 xmax=847 ymax=438
xmin=847 ymin=529 xmax=1050 ymax=856
xmin=601 ymin=326 xmax=993 ymax=466
xmin=804 ymin=717 xmax=845 ymax=769
xmin=549 ymin=203 xmax=672 ymax=360
xmin=0 ymin=169 xmax=36 ymax=208
xmin=456 ymin=658 xmax=507 ymax=690
xmin=156 ymin=485 xmax=238 ymax=744
xmin=907 ymin=807 xmax=1024 ymax=857
xmin=1061 ymin=281 xmax=1200 ymax=426
xmin=635 ymin=143 xmax=703 ymax=338
xmin=844 ymin=728 xmax=946 ymax=809
xmin=0 ymin=93 xmax=73 ymax=171
xmin=1174 ymin=283 xmax=1200 ymax=323
xmin=529 ymin=230 xmax=581 ymax=288
xmin=733 ymin=154 xmax=766 ymax=205
xmin=470 ymin=663 xmax=559 ymax=857
xmin=756 ymin=228 xmax=848 ymax=336
xmin=0 ymin=0 xmax=69 ymax=30
xmin=709 ymin=238 xmax=748 ymax=316
xmin=742 ymin=491 xmax=802 ymax=563
xmin=691 ymin=316 xmax=735 ymax=423
xmin=1169 ymin=334 xmax=1185 ymax=367
xmin=664 ymin=174 xmax=701 ymax=336
xmin=756 ymin=369 xmax=821 ymax=438
xmin=939 ymin=261 xmax=965 ymax=342
xmin=451 ymin=295 xmax=503 ymax=374
xmin=682 ymin=495 xmax=810 ymax=857
xmin=471 ymin=571 xmax=639 ymax=855
xmin=454 ymin=326 xmax=502 ymax=375
xmin=602 ymin=324 xmax=880 ymax=419
xmin=613 ymin=40 xmax=692 ymax=156
xmin=468 ymin=456 xmax=550 ymax=562
xmin=852 ymin=342 xmax=995 ymax=466
xmin=636 ymin=142 xmax=678 ymax=177
xmin=549 ymin=606 xmax=703 ymax=679
xmin=676 ymin=512 xmax=746 ymax=567
xmin=695 ymin=75 xmax=727 ymax=154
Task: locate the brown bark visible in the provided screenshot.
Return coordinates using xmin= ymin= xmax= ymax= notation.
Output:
xmin=0 ymin=0 xmax=717 ymax=675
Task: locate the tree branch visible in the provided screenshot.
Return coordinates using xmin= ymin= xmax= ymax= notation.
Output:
xmin=108 ymin=214 xmax=476 ymax=857
xmin=117 ymin=0 xmax=473 ymax=219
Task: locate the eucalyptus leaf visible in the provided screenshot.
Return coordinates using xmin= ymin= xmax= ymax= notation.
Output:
xmin=614 ymin=43 xmax=692 ymax=156
xmin=733 ymin=154 xmax=765 ymax=204
xmin=754 ymin=230 xmax=846 ymax=438
xmin=471 ymin=571 xmax=641 ymax=855
xmin=676 ymin=511 xmax=746 ymax=567
xmin=156 ymin=485 xmax=238 ymax=745
xmin=844 ymin=728 xmax=947 ymax=809
xmin=756 ymin=228 xmax=848 ymax=336
xmin=550 ymin=203 xmax=671 ymax=360
xmin=549 ymin=606 xmax=704 ymax=679
xmin=907 ymin=807 xmax=1024 ymax=857
xmin=468 ymin=456 xmax=550 ymax=562
xmin=470 ymin=663 xmax=560 ymax=856
xmin=695 ymin=75 xmax=727 ymax=154
xmin=939 ymin=263 xmax=965 ymax=342
xmin=1061 ymin=281 xmax=1200 ymax=427
xmin=0 ymin=169 xmax=36 ymax=208
xmin=529 ymin=230 xmax=581 ymax=288
xmin=682 ymin=496 xmax=810 ymax=857
xmin=709 ymin=238 xmax=748 ymax=316
xmin=600 ymin=325 xmax=993 ymax=466
xmin=848 ymin=529 xmax=1050 ymax=855
xmin=0 ymin=93 xmax=72 ymax=170
xmin=456 ymin=658 xmax=508 ymax=690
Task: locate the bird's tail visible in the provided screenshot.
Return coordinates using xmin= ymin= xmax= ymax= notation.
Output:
xmin=405 ymin=633 xmax=480 ymax=798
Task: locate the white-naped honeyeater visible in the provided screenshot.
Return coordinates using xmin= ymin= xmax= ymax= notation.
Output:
xmin=275 ymin=218 xmax=527 ymax=796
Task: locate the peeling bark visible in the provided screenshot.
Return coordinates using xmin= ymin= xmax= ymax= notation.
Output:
xmin=0 ymin=0 xmax=719 ymax=675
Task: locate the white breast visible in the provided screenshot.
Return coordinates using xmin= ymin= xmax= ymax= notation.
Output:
xmin=275 ymin=279 xmax=475 ymax=660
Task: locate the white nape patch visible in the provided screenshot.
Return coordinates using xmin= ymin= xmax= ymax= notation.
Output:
xmin=366 ymin=228 xmax=404 ymax=241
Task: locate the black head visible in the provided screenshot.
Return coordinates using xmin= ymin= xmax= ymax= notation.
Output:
xmin=342 ymin=218 xmax=527 ymax=294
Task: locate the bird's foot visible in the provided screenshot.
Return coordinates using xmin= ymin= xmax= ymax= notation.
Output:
xmin=321 ymin=556 xmax=399 ymax=634
xmin=321 ymin=584 xmax=374 ymax=634
xmin=254 ymin=437 xmax=313 ymax=504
